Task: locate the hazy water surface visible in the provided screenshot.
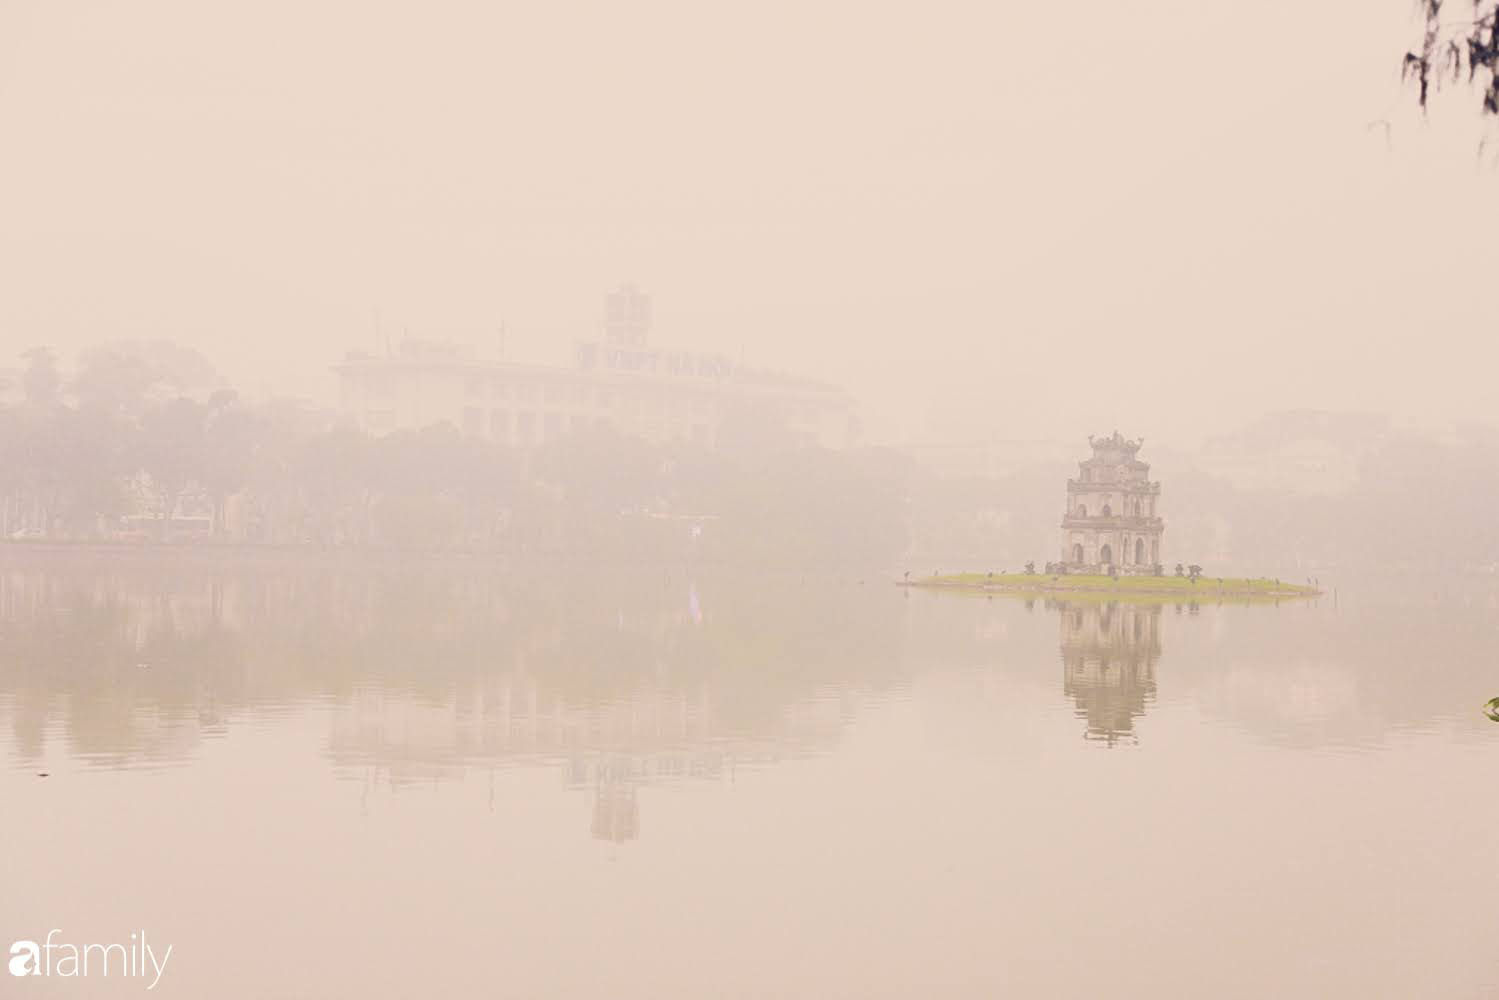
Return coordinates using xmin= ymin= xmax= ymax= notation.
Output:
xmin=3 ymin=555 xmax=1497 ymax=999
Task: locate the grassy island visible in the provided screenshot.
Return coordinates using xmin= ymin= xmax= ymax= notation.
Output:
xmin=902 ymin=572 xmax=1320 ymax=600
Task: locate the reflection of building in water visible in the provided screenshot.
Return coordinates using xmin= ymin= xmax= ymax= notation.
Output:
xmin=590 ymin=758 xmax=640 ymax=843
xmin=0 ymin=567 xmax=896 ymax=840
xmin=328 ymin=673 xmax=848 ymax=841
xmin=1057 ymin=601 xmax=1161 ymax=745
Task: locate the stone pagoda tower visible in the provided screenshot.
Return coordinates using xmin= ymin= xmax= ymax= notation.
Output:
xmin=1059 ymin=431 xmax=1163 ymax=573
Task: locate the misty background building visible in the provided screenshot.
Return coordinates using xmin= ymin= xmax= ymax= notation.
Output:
xmin=334 ymin=285 xmax=858 ymax=451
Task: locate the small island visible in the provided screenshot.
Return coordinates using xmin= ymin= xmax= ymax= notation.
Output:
xmin=899 ymin=432 xmax=1321 ymax=601
xmin=902 ymin=572 xmax=1320 ymax=600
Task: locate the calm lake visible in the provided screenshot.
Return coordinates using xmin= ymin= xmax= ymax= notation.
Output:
xmin=3 ymin=554 xmax=1497 ymax=998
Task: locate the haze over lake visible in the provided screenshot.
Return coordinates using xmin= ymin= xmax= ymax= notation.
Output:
xmin=3 ymin=555 xmax=1496 ymax=998
xmin=4 ymin=0 xmax=1499 ymax=994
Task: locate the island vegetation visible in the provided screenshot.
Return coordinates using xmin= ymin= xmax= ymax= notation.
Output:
xmin=903 ymin=570 xmax=1319 ymax=600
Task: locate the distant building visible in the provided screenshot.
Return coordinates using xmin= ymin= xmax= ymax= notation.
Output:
xmin=602 ymin=282 xmax=651 ymax=347
xmin=1194 ymin=410 xmax=1382 ymax=496
xmin=1060 ymin=431 xmax=1163 ymax=573
xmin=334 ymin=285 xmax=857 ymax=450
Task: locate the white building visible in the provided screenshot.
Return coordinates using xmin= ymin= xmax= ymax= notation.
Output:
xmin=335 ymin=287 xmax=858 ymax=450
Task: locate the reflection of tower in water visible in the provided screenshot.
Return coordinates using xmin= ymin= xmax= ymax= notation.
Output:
xmin=1056 ymin=601 xmax=1161 ymax=745
xmin=590 ymin=756 xmax=640 ymax=844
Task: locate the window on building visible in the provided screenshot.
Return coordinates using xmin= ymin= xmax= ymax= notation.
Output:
xmin=463 ymin=407 xmax=483 ymax=435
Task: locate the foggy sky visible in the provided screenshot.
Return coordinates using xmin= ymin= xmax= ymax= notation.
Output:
xmin=1 ymin=0 xmax=1495 ymax=447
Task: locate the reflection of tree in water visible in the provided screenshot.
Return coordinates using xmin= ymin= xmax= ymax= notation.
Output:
xmin=0 ymin=560 xmax=906 ymax=840
xmin=1055 ymin=600 xmax=1162 ymax=746
xmin=0 ymin=570 xmax=247 ymax=766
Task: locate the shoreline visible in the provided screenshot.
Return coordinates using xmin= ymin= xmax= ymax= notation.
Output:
xmin=901 ymin=573 xmax=1321 ymax=600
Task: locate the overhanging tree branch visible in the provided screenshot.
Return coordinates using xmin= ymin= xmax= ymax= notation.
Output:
xmin=1405 ymin=1 xmax=1499 ymax=114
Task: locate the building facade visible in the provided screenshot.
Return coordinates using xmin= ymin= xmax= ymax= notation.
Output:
xmin=334 ymin=286 xmax=857 ymax=450
xmin=1059 ymin=431 xmax=1163 ymax=573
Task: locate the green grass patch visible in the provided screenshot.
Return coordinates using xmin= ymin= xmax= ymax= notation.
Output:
xmin=906 ymin=572 xmax=1319 ymax=599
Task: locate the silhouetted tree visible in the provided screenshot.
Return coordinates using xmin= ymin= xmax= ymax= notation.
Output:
xmin=137 ymin=398 xmax=209 ymax=539
xmin=20 ymin=348 xmax=61 ymax=410
xmin=199 ymin=393 xmax=256 ymax=538
xmin=73 ymin=347 xmax=167 ymax=420
xmin=1405 ymin=1 xmax=1499 ymax=115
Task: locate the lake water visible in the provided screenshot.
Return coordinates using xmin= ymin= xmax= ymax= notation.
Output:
xmin=3 ymin=555 xmax=1497 ymax=998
